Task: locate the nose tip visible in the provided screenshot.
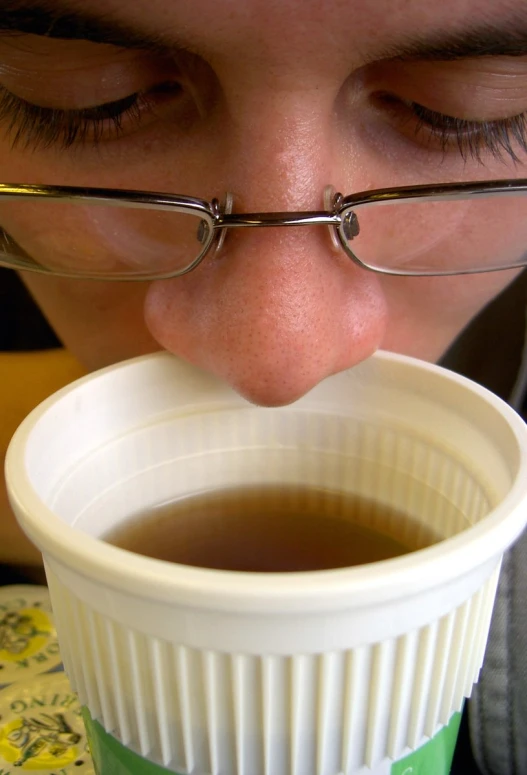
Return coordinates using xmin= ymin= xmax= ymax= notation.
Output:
xmin=144 ymin=227 xmax=388 ymax=406
xmin=193 ymin=275 xmax=346 ymax=406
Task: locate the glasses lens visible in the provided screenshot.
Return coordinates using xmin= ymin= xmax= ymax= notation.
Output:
xmin=0 ymin=197 xmax=215 ymax=279
xmin=339 ymin=191 xmax=527 ymax=275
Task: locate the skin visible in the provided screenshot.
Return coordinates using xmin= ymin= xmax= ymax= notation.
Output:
xmin=1 ymin=0 xmax=527 ymax=561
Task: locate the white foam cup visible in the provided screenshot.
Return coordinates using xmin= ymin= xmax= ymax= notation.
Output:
xmin=5 ymin=351 xmax=527 ymax=775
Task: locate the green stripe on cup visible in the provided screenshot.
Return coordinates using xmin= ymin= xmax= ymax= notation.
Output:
xmin=391 ymin=711 xmax=462 ymax=775
xmin=82 ymin=708 xmax=176 ymax=774
xmin=82 ymin=707 xmax=461 ymax=775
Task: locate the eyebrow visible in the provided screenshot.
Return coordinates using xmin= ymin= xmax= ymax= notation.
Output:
xmin=0 ymin=0 xmax=181 ymax=55
xmin=1 ymin=0 xmax=527 ymax=61
xmin=389 ymin=24 xmax=527 ymax=61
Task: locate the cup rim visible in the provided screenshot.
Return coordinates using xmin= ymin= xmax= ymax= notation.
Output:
xmin=6 ymin=350 xmax=527 ymax=615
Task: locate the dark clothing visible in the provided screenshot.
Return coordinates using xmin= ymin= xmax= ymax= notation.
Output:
xmin=442 ymin=270 xmax=527 ymax=775
xmin=0 ymin=268 xmax=61 ymax=351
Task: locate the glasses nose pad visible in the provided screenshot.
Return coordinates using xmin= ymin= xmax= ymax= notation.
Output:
xmin=197 ymin=219 xmax=211 ymax=245
xmin=323 ymin=185 xmax=342 ymax=250
xmin=343 ymin=210 xmax=360 ymax=240
xmin=212 ymin=192 xmax=234 ymax=255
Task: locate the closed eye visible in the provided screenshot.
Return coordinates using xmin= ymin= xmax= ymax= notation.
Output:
xmin=377 ymin=91 xmax=527 ymax=163
xmin=0 ymin=81 xmax=182 ymax=150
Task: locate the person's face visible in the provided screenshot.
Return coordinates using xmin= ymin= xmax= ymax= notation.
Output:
xmin=2 ymin=0 xmax=527 ymax=404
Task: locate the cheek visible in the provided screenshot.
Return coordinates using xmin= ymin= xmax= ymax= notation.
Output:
xmin=379 ymin=269 xmax=522 ymax=360
xmin=20 ymin=274 xmax=159 ymax=370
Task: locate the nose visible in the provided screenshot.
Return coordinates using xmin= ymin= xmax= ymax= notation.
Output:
xmin=144 ymin=223 xmax=388 ymax=405
xmin=143 ymin=98 xmax=389 ymax=406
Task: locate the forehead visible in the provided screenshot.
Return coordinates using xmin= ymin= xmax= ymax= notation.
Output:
xmin=30 ymin=0 xmax=527 ymax=63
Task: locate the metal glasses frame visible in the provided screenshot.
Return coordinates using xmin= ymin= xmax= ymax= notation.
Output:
xmin=1 ymin=178 xmax=527 ymax=280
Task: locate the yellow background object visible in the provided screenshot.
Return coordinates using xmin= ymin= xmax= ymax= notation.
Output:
xmin=0 ymin=350 xmax=86 ymax=566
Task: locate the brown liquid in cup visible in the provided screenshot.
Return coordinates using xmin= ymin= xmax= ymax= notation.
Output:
xmin=105 ymin=485 xmax=441 ymax=572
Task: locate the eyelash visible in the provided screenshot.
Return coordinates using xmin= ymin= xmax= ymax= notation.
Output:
xmin=1 ymin=85 xmax=527 ymax=164
xmin=0 ymin=87 xmax=148 ymax=150
xmin=408 ymin=101 xmax=527 ymax=163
